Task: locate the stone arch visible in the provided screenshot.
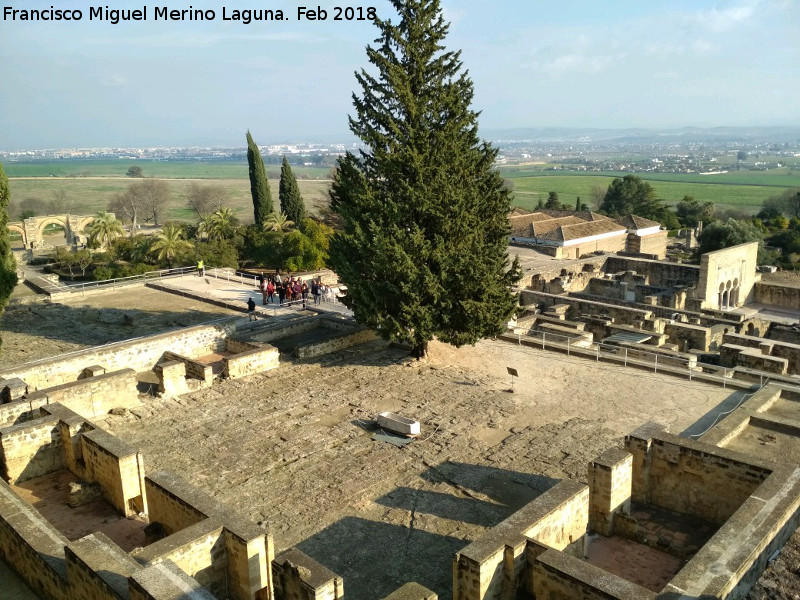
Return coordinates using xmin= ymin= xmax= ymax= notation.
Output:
xmin=7 ymin=224 xmax=27 ymax=248
xmin=36 ymin=216 xmax=72 ymax=246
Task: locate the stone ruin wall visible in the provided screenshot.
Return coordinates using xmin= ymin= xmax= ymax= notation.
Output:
xmin=0 ymin=321 xmax=237 ymax=391
xmin=755 ymin=281 xmax=800 ymax=311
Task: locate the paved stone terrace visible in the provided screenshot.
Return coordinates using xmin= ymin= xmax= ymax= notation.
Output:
xmin=101 ymin=339 xmax=733 ymax=598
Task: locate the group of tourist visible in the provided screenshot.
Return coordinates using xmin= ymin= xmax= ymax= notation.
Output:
xmin=256 ymin=272 xmax=334 ymax=308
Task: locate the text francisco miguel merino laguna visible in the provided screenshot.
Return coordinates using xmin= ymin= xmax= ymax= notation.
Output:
xmin=3 ymin=5 xmax=377 ymax=24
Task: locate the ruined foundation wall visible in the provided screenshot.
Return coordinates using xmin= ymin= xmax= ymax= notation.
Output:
xmin=135 ymin=518 xmax=229 ymax=598
xmin=0 ymin=321 xmax=235 ymax=391
xmin=0 ymin=416 xmax=63 ymax=484
xmin=604 ymin=256 xmax=700 ymax=287
xmin=81 ymin=429 xmax=145 ymax=517
xmin=625 ymin=429 xmax=772 ymax=525
xmin=754 ymin=281 xmax=800 ymax=309
xmin=23 ymin=369 xmax=138 ymax=420
xmin=453 ymin=480 xmax=588 ymax=600
xmin=0 ymin=480 xmax=70 ymax=600
xmin=531 ymin=549 xmax=656 ymax=600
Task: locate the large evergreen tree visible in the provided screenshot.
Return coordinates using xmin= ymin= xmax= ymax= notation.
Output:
xmin=0 ymin=163 xmax=18 ymax=353
xmin=600 ymin=174 xmax=669 ymax=222
xmin=246 ymin=131 xmax=272 ymax=225
xmin=279 ymin=156 xmax=306 ymax=224
xmin=329 ymin=0 xmax=519 ymax=358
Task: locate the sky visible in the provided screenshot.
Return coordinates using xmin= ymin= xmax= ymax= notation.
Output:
xmin=1 ymin=0 xmax=798 ymax=150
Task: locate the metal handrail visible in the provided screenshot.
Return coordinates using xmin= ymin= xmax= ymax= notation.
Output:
xmin=60 ymin=265 xmax=198 ymax=293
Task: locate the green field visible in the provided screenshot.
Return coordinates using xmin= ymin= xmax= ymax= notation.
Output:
xmin=3 ymin=159 xmax=332 ymax=180
xmin=6 ymin=160 xmax=799 ymax=223
xmin=5 ymin=160 xmax=333 ymax=224
xmin=503 ymin=169 xmax=800 ymax=215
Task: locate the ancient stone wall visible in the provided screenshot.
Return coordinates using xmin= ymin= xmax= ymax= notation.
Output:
xmin=531 ymin=549 xmax=655 ymax=600
xmin=588 ymin=449 xmax=632 ymax=537
xmin=223 ymin=342 xmax=280 ymax=379
xmin=272 ymin=548 xmax=344 ymax=600
xmin=754 ymin=281 xmax=800 ymax=309
xmin=0 ymin=321 xmax=236 ymax=391
xmin=520 ymin=290 xmax=654 ymax=326
xmin=627 ymin=229 xmax=668 ymax=259
xmin=135 ymin=519 xmax=229 ymax=598
xmin=144 ymin=472 xmax=211 ymax=536
xmin=723 ymin=332 xmax=800 ymax=375
xmin=625 ymin=427 xmax=772 ymax=525
xmin=24 ymin=369 xmax=138 ymax=420
xmin=0 ymin=416 xmax=63 ymax=483
xmin=296 ymin=328 xmax=379 ymax=359
xmin=0 ymin=480 xmax=70 ymax=600
xmin=80 ymin=429 xmax=146 ymax=517
xmin=604 ymin=256 xmax=700 ymax=287
xmin=452 ymin=480 xmax=588 ymax=600
xmin=664 ymin=321 xmax=711 ymax=352
xmin=697 ymin=241 xmax=759 ymax=310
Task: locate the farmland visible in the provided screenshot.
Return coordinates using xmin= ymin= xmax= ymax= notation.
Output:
xmin=5 ymin=161 xmax=332 ymax=224
xmin=504 ymin=169 xmax=800 ymax=215
xmin=5 ymin=159 xmax=800 ymax=223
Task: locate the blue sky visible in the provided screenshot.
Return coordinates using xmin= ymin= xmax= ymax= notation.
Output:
xmin=1 ymin=0 xmax=798 ymax=149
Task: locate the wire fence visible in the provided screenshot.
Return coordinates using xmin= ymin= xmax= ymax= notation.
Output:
xmin=507 ymin=327 xmax=774 ymax=390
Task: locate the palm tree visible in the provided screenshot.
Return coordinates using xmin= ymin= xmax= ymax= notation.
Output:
xmin=87 ymin=211 xmax=124 ymax=248
xmin=149 ymin=224 xmax=193 ymax=266
xmin=196 ymin=214 xmax=215 ymax=241
xmin=263 ymin=211 xmax=295 ymax=232
xmin=207 ymin=208 xmax=237 ymax=241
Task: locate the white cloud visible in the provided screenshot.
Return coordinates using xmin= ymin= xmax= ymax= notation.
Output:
xmin=697 ymin=0 xmax=760 ymax=32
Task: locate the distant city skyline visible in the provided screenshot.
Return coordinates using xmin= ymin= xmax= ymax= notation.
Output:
xmin=1 ymin=0 xmax=798 ymax=150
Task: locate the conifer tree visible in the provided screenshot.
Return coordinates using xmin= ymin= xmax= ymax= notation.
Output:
xmin=246 ymin=131 xmax=272 ymax=225
xmin=279 ymin=156 xmax=305 ymax=224
xmin=0 ymin=163 xmax=18 ymax=353
xmin=329 ymin=0 xmax=519 ymax=358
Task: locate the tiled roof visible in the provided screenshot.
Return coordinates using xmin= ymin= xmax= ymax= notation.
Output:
xmin=614 ymin=214 xmax=662 ymax=230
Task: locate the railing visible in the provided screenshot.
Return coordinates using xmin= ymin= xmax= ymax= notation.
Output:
xmin=207 ymin=267 xmax=350 ymax=317
xmin=506 ymin=327 xmax=760 ymax=389
xmin=59 ymin=266 xmax=198 ymax=294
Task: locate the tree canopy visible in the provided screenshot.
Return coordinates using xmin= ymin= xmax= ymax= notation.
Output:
xmin=697 ymin=218 xmax=763 ymax=256
xmin=675 ymin=195 xmax=715 ymax=228
xmin=126 ymin=165 xmax=143 ymax=178
xmin=600 ymin=175 xmax=671 ymax=224
xmin=328 ymin=0 xmax=519 ymax=358
xmin=279 ymin=156 xmax=305 ymax=224
xmin=108 ymin=179 xmax=169 ymax=232
xmin=0 ymin=162 xmax=18 ymax=352
xmin=246 ymin=131 xmax=272 ymax=225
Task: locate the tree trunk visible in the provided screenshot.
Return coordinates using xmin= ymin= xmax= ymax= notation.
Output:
xmin=411 ymin=341 xmax=428 ymax=359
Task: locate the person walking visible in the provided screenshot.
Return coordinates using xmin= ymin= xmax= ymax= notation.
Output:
xmin=301 ymin=280 xmax=309 ymax=309
xmin=197 ymin=259 xmax=205 ymax=277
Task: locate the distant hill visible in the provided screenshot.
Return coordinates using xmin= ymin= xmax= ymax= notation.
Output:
xmin=482 ymin=126 xmax=800 ymax=144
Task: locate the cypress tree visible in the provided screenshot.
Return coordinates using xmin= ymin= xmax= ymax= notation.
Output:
xmin=0 ymin=163 xmax=18 ymax=353
xmin=246 ymin=131 xmax=272 ymax=225
xmin=329 ymin=0 xmax=519 ymax=358
xmin=279 ymin=156 xmax=306 ymax=224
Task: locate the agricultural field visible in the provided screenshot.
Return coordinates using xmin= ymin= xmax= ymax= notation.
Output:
xmin=504 ymin=169 xmax=800 ymax=215
xmin=5 ymin=160 xmax=799 ymax=223
xmin=5 ymin=161 xmax=333 ymax=225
